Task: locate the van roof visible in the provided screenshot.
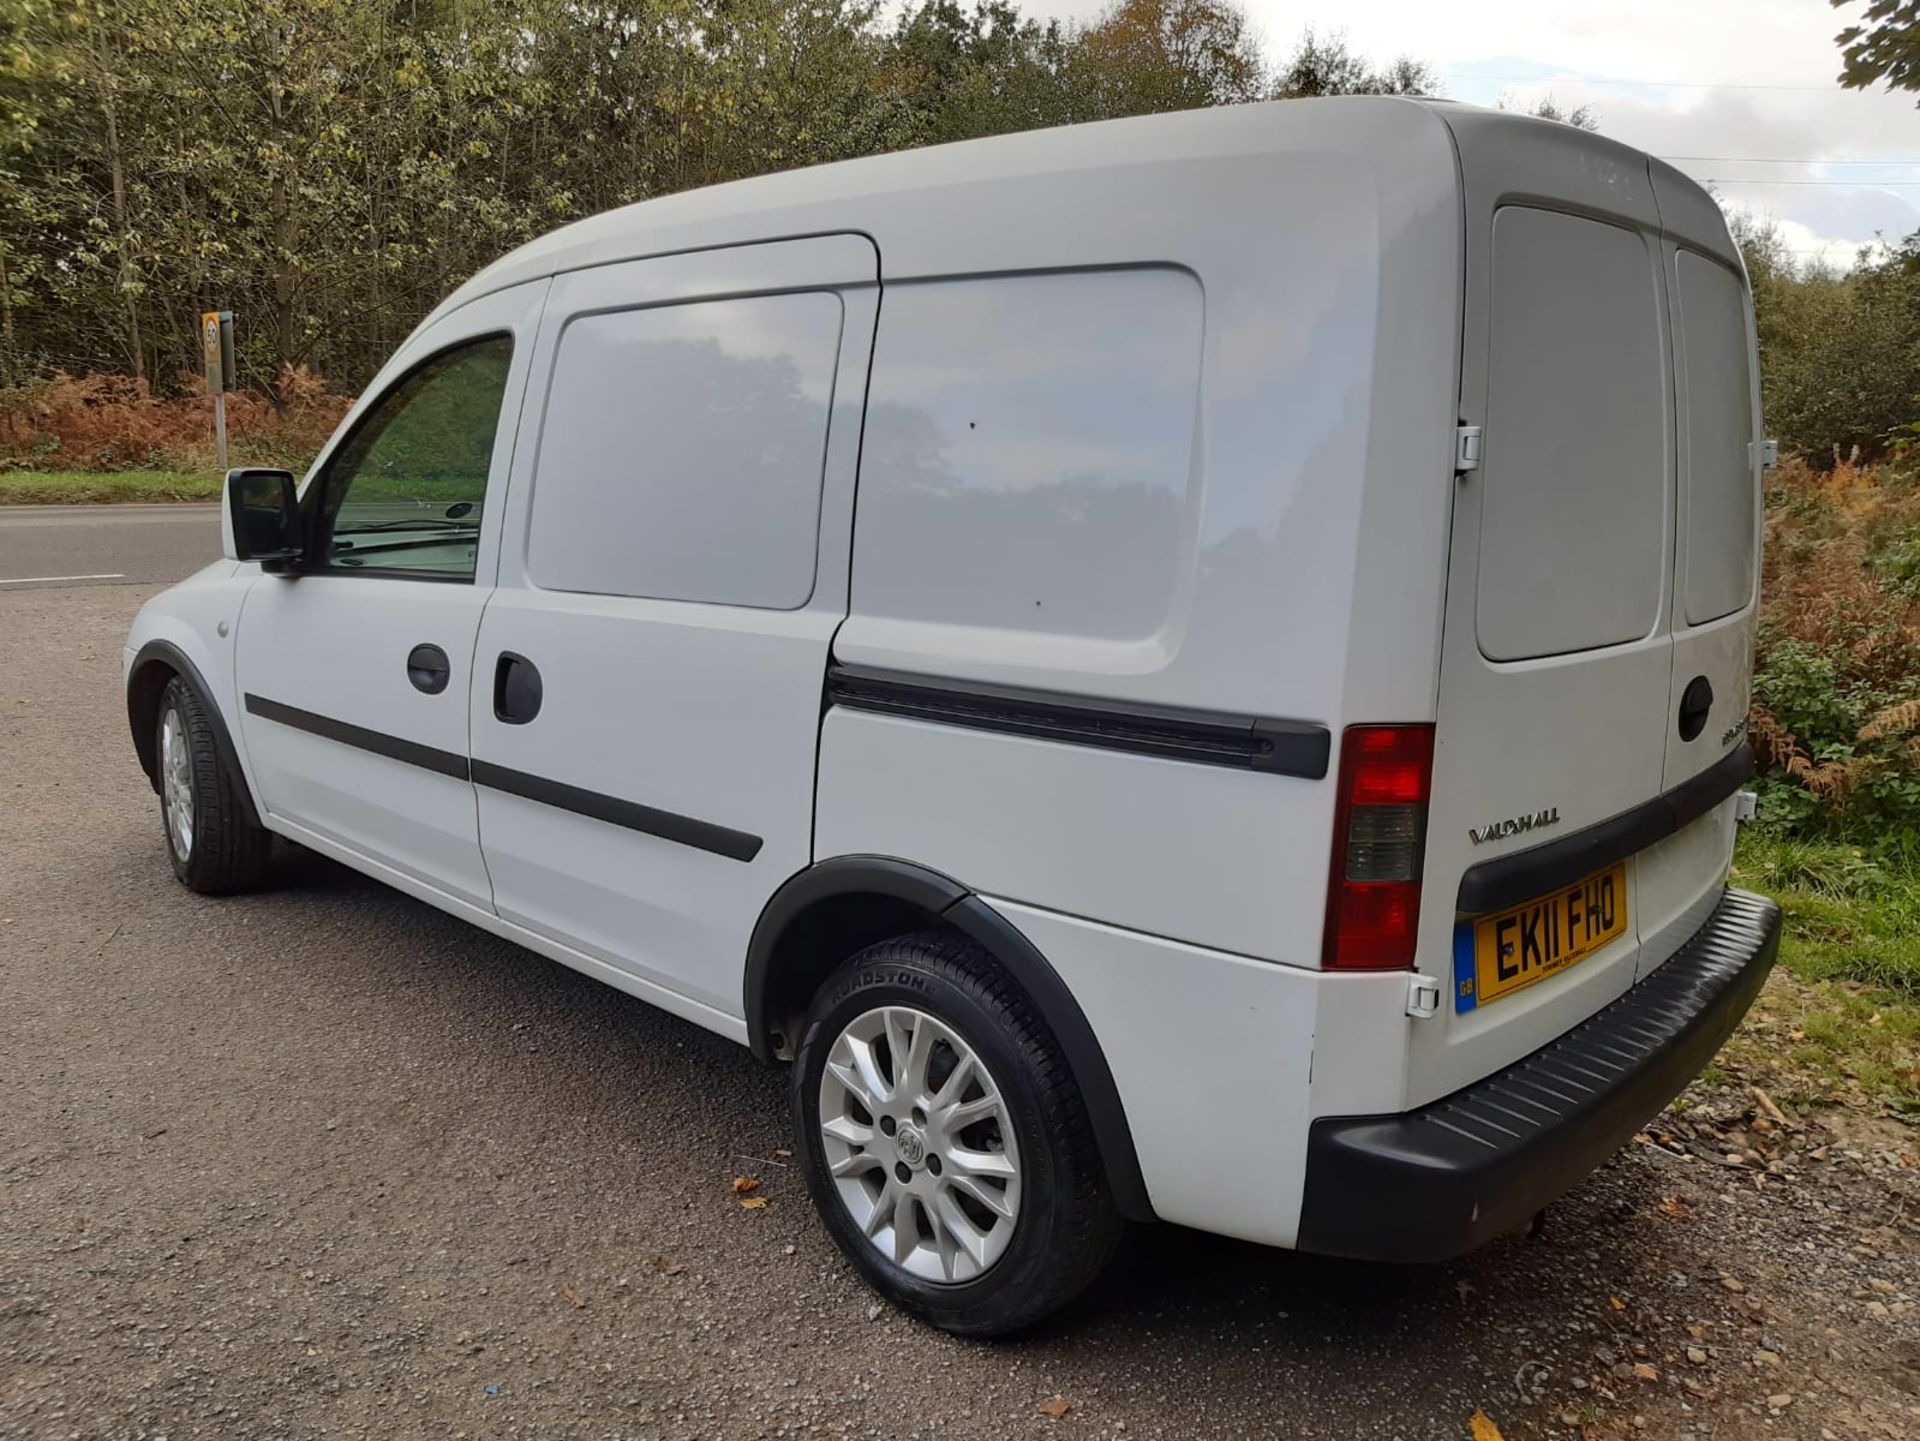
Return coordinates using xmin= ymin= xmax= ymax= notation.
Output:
xmin=424 ymin=96 xmax=1729 ymax=329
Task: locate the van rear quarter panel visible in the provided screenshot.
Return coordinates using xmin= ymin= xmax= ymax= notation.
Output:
xmin=821 ymin=103 xmax=1464 ymax=963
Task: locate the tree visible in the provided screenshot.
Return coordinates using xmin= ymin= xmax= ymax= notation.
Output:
xmin=1272 ymin=29 xmax=1435 ymax=98
xmin=1835 ymin=0 xmax=1920 ymax=94
xmin=1732 ymin=212 xmax=1920 ymax=462
xmin=1499 ymin=91 xmax=1600 ymax=130
xmin=1071 ymin=0 xmax=1267 ymax=119
xmin=0 ymin=0 xmax=1476 ymax=402
xmin=882 ymin=2 xmax=1074 ymax=145
xmin=0 ymin=1 xmax=79 ymax=365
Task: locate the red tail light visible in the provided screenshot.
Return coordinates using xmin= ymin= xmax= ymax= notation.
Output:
xmin=1324 ymin=724 xmax=1435 ymax=970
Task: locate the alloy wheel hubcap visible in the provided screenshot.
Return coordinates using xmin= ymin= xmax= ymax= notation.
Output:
xmin=160 ymin=707 xmax=194 ymax=860
xmin=817 ymin=1005 xmax=1022 ymax=1284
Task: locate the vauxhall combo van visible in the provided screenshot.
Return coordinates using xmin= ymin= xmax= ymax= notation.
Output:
xmin=125 ymin=97 xmax=1782 ymax=1335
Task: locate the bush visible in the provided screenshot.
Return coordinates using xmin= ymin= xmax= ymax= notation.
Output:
xmin=0 ymin=367 xmax=352 ymax=474
xmin=1752 ymin=456 xmax=1920 ymax=851
xmin=1737 ymin=220 xmax=1920 ymax=466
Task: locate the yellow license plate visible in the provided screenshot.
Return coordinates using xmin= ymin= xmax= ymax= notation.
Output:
xmin=1455 ymin=863 xmax=1628 ymax=1012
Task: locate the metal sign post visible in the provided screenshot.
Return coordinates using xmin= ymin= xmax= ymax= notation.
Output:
xmin=201 ymin=310 xmax=235 ymax=469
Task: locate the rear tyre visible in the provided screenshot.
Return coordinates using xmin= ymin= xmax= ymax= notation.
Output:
xmin=792 ymin=931 xmax=1123 ymax=1336
xmin=156 ymin=674 xmax=273 ymax=894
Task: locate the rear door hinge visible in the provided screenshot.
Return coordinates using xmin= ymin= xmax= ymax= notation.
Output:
xmin=1454 ymin=424 xmax=1483 ymax=474
xmin=1407 ymin=973 xmax=1441 ymax=1019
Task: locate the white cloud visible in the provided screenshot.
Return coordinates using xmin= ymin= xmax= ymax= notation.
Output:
xmin=1022 ymin=0 xmax=1920 ymax=263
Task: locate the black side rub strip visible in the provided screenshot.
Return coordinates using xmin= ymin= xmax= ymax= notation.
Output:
xmin=1456 ymin=742 xmax=1755 ymax=915
xmin=243 ymin=693 xmax=468 ymax=779
xmin=826 ymin=663 xmax=1331 ymax=780
xmin=241 ymin=694 xmax=762 ymax=863
xmin=469 ymin=761 xmax=762 ymax=863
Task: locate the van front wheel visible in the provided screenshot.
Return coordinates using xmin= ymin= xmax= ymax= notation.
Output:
xmin=156 ymin=674 xmax=273 ymax=894
xmin=792 ymin=931 xmax=1122 ymax=1336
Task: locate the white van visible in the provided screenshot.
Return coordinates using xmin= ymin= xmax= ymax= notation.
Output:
xmin=125 ymin=97 xmax=1781 ymax=1336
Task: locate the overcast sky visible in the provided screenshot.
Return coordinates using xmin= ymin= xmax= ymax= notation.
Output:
xmin=1031 ymin=0 xmax=1920 ymax=268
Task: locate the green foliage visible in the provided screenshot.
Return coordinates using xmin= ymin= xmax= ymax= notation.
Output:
xmin=1835 ymin=0 xmax=1920 ymax=95
xmin=0 ymin=0 xmax=1437 ymax=399
xmin=1870 ymin=528 xmax=1920 ymax=600
xmin=1752 ymin=628 xmax=1920 ymax=847
xmin=1735 ymin=216 xmax=1920 ymax=465
xmin=1737 ymin=834 xmax=1887 ymax=899
xmin=1728 ymin=830 xmax=1920 ymax=1113
xmin=1271 ymin=28 xmax=1435 ymax=98
xmin=1501 ymin=92 xmax=1599 ymax=130
xmin=1751 ymin=461 xmax=1920 ymax=850
xmin=0 ymin=468 xmax=218 ymax=502
xmin=327 ymin=335 xmax=510 ymax=521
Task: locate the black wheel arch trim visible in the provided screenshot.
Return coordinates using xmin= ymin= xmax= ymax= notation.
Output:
xmin=127 ymin=639 xmax=258 ymax=815
xmin=746 ymin=855 xmax=1155 ymax=1222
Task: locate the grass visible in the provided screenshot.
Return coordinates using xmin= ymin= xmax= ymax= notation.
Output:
xmin=0 ymin=468 xmax=442 ymax=507
xmin=1727 ymin=831 xmax=1920 ymax=1117
xmin=0 ymin=469 xmax=222 ymax=504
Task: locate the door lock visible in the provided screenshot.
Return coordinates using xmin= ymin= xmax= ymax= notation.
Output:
xmin=406 ymin=643 xmax=450 ymax=695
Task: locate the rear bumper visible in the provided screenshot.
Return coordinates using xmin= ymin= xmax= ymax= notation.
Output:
xmin=1296 ymin=887 xmax=1781 ymax=1262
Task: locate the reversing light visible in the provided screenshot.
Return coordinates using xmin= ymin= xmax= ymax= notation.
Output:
xmin=1324 ymin=725 xmax=1435 ymax=970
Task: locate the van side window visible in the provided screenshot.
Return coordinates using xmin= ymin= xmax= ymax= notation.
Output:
xmin=316 ymin=334 xmax=514 ymax=581
xmin=852 ymin=269 xmax=1204 ymax=644
xmin=526 ymin=291 xmax=844 ymax=609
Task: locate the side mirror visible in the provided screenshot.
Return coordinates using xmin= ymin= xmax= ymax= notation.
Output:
xmin=223 ymin=468 xmax=303 ymax=572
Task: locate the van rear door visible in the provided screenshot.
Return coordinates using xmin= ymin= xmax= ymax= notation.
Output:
xmin=1636 ymin=163 xmax=1764 ymax=976
xmin=1409 ymin=116 xmax=1681 ymax=1106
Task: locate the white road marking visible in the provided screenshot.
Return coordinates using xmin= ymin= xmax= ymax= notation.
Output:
xmin=0 ymin=572 xmax=127 ymax=585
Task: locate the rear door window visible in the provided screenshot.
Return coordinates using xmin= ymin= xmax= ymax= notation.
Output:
xmin=1675 ymin=250 xmax=1757 ymax=625
xmin=1476 ymin=207 xmax=1669 ymax=662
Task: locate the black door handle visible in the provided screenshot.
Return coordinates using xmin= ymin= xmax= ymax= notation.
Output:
xmin=1677 ymin=674 xmax=1714 ymax=742
xmin=406 ymin=643 xmax=450 ymax=695
xmin=494 ymin=652 xmax=542 ymax=725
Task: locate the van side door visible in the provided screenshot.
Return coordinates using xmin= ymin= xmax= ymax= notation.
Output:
xmin=233 ymin=281 xmax=546 ymax=907
xmin=468 ymin=236 xmax=878 ymax=1020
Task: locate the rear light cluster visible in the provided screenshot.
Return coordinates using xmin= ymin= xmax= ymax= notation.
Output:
xmin=1323 ymin=725 xmax=1435 ymax=970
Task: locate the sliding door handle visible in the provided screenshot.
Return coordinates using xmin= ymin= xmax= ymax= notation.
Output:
xmin=494 ymin=652 xmax=543 ymax=725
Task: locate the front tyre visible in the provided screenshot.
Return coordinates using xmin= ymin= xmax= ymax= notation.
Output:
xmin=793 ymin=931 xmax=1123 ymax=1336
xmin=156 ymin=674 xmax=273 ymax=894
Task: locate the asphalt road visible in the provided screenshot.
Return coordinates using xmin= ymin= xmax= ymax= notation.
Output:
xmin=0 ymin=504 xmax=220 ymax=590
xmin=2 ymin=512 xmax=1916 ymax=1440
